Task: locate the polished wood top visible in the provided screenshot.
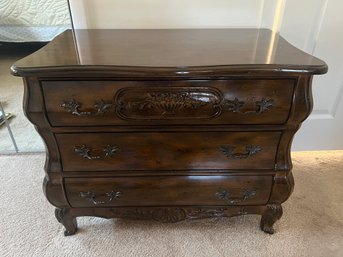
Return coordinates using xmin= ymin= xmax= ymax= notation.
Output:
xmin=12 ymin=29 xmax=327 ymax=76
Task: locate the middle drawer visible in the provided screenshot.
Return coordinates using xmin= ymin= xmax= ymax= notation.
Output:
xmin=56 ymin=132 xmax=280 ymax=172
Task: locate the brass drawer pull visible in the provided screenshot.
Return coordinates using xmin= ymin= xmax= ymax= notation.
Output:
xmin=74 ymin=145 xmax=120 ymax=160
xmin=80 ymin=190 xmax=122 ymax=205
xmin=216 ymin=189 xmax=256 ymax=204
xmin=61 ymin=99 xmax=112 ymax=116
xmin=222 ymin=98 xmax=273 ymax=114
xmin=219 ymin=145 xmax=262 ymax=159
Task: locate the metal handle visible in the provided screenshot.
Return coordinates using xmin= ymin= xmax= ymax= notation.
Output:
xmin=220 ymin=145 xmax=262 ymax=159
xmin=74 ymin=145 xmax=120 ymax=160
xmin=216 ymin=189 xmax=256 ymax=204
xmin=223 ymin=97 xmax=273 ymax=114
xmin=80 ymin=190 xmax=122 ymax=205
xmin=61 ymin=99 xmax=112 ymax=116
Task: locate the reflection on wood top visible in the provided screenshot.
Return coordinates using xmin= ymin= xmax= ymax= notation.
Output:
xmin=12 ymin=29 xmax=327 ymax=76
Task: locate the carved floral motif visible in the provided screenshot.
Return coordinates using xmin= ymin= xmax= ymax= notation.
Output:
xmin=133 ymin=92 xmax=207 ymax=116
xmin=115 ymin=87 xmax=222 ymax=120
xmin=219 ymin=145 xmax=262 ymax=159
xmin=109 ymin=207 xmax=251 ymax=223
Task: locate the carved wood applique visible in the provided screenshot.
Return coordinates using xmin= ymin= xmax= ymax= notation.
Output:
xmin=115 ymin=87 xmax=222 ymax=120
xmin=130 ymin=92 xmax=205 ymax=115
xmin=260 ymin=204 xmax=283 ymax=234
xmin=219 ymin=145 xmax=262 ymax=159
xmin=109 ymin=207 xmax=249 ymax=223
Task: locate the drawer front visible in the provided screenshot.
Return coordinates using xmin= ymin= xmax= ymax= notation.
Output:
xmin=56 ymin=132 xmax=280 ymax=172
xmin=42 ymin=79 xmax=295 ymax=126
xmin=65 ymin=175 xmax=272 ymax=207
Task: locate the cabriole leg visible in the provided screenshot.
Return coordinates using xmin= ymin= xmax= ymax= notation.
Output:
xmin=260 ymin=204 xmax=283 ymax=234
xmin=55 ymin=208 xmax=78 ymax=236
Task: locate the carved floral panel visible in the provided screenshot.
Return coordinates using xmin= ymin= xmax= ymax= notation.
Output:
xmin=115 ymin=87 xmax=222 ymax=120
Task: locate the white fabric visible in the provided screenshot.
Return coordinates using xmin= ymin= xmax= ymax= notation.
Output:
xmin=0 ymin=0 xmax=70 ymax=42
xmin=0 ymin=25 xmax=70 ymax=42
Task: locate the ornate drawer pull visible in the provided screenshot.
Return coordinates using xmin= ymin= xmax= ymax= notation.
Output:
xmin=80 ymin=190 xmax=122 ymax=205
xmin=74 ymin=145 xmax=120 ymax=160
xmin=220 ymin=145 xmax=262 ymax=159
xmin=222 ymin=98 xmax=273 ymax=114
xmin=61 ymin=99 xmax=112 ymax=116
xmin=216 ymin=189 xmax=256 ymax=204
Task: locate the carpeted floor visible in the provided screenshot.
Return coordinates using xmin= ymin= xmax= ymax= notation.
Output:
xmin=0 ymin=151 xmax=342 ymax=257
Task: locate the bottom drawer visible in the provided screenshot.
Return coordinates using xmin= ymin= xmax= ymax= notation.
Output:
xmin=65 ymin=175 xmax=272 ymax=207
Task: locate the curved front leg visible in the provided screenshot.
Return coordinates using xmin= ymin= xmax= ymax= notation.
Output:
xmin=260 ymin=204 xmax=283 ymax=234
xmin=55 ymin=208 xmax=78 ymax=236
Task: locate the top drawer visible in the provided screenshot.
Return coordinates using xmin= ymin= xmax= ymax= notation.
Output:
xmin=42 ymin=79 xmax=295 ymax=126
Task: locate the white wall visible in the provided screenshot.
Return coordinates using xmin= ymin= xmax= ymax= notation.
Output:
xmin=69 ymin=0 xmax=277 ymax=29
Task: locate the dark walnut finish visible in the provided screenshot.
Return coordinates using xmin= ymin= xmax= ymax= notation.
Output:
xmin=56 ymin=131 xmax=280 ymax=171
xmin=65 ymin=176 xmax=272 ymax=207
xmin=42 ymin=79 xmax=295 ymax=126
xmin=11 ymin=29 xmax=327 ymax=236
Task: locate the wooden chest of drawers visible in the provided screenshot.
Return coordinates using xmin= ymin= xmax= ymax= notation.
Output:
xmin=11 ymin=29 xmax=327 ymax=236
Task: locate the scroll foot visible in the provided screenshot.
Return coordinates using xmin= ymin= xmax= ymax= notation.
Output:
xmin=55 ymin=208 xmax=78 ymax=236
xmin=260 ymin=204 xmax=283 ymax=234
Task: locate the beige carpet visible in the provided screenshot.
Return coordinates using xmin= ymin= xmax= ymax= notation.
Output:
xmin=0 ymin=151 xmax=342 ymax=257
